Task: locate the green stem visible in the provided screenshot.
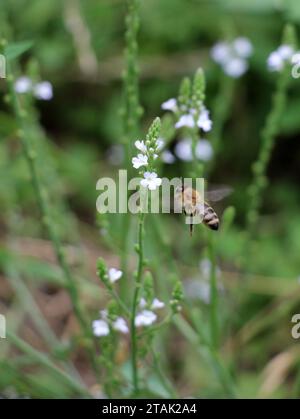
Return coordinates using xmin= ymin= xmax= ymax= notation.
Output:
xmin=120 ymin=0 xmax=141 ymax=301
xmin=130 ymin=213 xmax=145 ymax=395
xmin=5 ymin=60 xmax=98 ymax=373
xmin=208 ymin=233 xmax=219 ymax=349
xmin=246 ymin=52 xmax=291 ymax=233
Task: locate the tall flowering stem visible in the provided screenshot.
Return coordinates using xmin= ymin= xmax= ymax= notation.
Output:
xmin=246 ymin=25 xmax=296 ymax=233
xmin=120 ymin=0 xmax=142 ymax=297
xmin=5 ymin=55 xmax=95 ymax=363
xmin=130 ymin=212 xmax=145 ymax=394
xmin=130 ymin=117 xmax=161 ymax=395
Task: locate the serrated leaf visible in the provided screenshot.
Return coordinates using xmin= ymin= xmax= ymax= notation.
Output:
xmin=5 ymin=40 xmax=33 ymax=60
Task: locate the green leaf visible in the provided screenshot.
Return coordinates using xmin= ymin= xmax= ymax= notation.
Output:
xmin=5 ymin=40 xmax=33 ymax=60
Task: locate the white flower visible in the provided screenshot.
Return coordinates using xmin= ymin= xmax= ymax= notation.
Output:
xmin=175 ymin=114 xmax=195 ymax=129
xmin=196 ymin=140 xmax=213 ymax=161
xmin=139 ymin=298 xmax=147 ymax=308
xmin=211 ymin=38 xmax=252 ymax=78
xmin=135 ymin=140 xmax=147 ymax=154
xmin=267 ymin=45 xmax=294 ymax=72
xmin=277 ymin=44 xmax=294 ymax=60
xmin=161 ymin=150 xmax=176 ymax=164
xmin=135 ymin=310 xmax=157 ymax=327
xmin=140 ymin=172 xmax=162 ymax=191
xmin=34 ymin=81 xmax=53 ymax=100
xmin=92 ymin=319 xmax=109 ymax=337
xmin=184 ymin=279 xmax=211 ymax=304
xmin=211 ymin=42 xmax=231 ymax=64
xmin=267 ymin=51 xmax=284 ymax=71
xmin=108 ymin=268 xmax=123 ymax=283
xmin=223 ymin=57 xmax=248 ymax=78
xmin=197 ymin=108 xmax=213 ymax=132
xmin=14 ymin=76 xmax=33 ymax=94
xmin=151 ymin=298 xmax=165 ymax=310
xmin=132 ymin=153 xmax=148 ymax=169
xmin=233 ymin=37 xmax=253 ymax=58
xmin=156 ymin=138 xmax=165 ymax=150
xmin=113 ymin=317 xmax=129 ymax=334
xmin=161 ymin=98 xmax=177 ymax=112
xmin=174 ymin=138 xmax=193 ymax=161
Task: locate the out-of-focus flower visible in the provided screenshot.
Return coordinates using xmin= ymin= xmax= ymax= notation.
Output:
xmin=175 ymin=138 xmax=213 ymax=162
xmin=161 ymin=98 xmax=177 ymax=112
xmin=233 ymin=37 xmax=253 ymax=58
xmin=135 ymin=140 xmax=147 ymax=154
xmin=161 ymin=150 xmax=176 ymax=164
xmin=34 ymin=81 xmax=53 ymax=100
xmin=196 ymin=140 xmax=213 ymax=161
xmin=197 ymin=108 xmax=213 ymax=132
xmin=132 ymin=153 xmax=148 ymax=169
xmin=174 ymin=138 xmax=193 ymax=161
xmin=135 ymin=310 xmax=157 ymax=327
xmin=151 ymin=298 xmax=165 ymax=310
xmin=14 ymin=76 xmax=33 ymax=94
xmin=92 ymin=319 xmax=110 ymax=337
xmin=140 ymin=171 xmax=162 ymax=190
xmin=223 ymin=58 xmax=248 ymax=78
xmin=175 ymin=114 xmax=195 ymax=129
xmin=108 ymin=268 xmax=123 ymax=283
xmin=156 ymin=138 xmax=165 ymax=150
xmin=113 ymin=317 xmax=129 ymax=334
xmin=267 ymin=44 xmax=294 ymax=72
xmin=211 ymin=37 xmax=253 ymax=78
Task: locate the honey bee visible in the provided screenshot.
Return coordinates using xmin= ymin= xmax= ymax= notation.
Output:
xmin=175 ymin=184 xmax=232 ymax=235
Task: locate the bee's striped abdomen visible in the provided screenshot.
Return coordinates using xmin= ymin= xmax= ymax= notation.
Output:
xmin=203 ymin=203 xmax=219 ymax=231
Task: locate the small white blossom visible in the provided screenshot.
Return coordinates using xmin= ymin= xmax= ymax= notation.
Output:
xmin=14 ymin=76 xmax=33 ymax=94
xmin=223 ymin=58 xmax=248 ymax=78
xmin=132 ymin=153 xmax=148 ymax=169
xmin=161 ymin=150 xmax=176 ymax=164
xmin=113 ymin=317 xmax=129 ymax=334
xmin=197 ymin=108 xmax=213 ymax=132
xmin=135 ymin=140 xmax=147 ymax=154
xmin=92 ymin=319 xmax=109 ymax=337
xmin=210 ymin=42 xmax=231 ymax=64
xmin=161 ymin=98 xmax=177 ymax=112
xmin=151 ymin=298 xmax=165 ymax=310
xmin=267 ymin=44 xmax=294 ymax=72
xmin=135 ymin=310 xmax=157 ymax=327
xmin=34 ymin=81 xmax=53 ymax=100
xmin=277 ymin=44 xmax=294 ymax=60
xmin=156 ymin=138 xmax=165 ymax=150
xmin=292 ymin=52 xmax=300 ymax=65
xmin=108 ymin=268 xmax=123 ymax=283
xmin=175 ymin=114 xmax=195 ymax=129
xmin=211 ymin=37 xmax=253 ymax=78
xmin=174 ymin=139 xmax=193 ymax=161
xmin=139 ymin=298 xmax=147 ymax=308
xmin=267 ymin=51 xmax=283 ymax=71
xmin=100 ymin=309 xmax=108 ymax=320
xmin=196 ymin=140 xmax=213 ymax=161
xmin=233 ymin=37 xmax=253 ymax=58
xmin=140 ymin=171 xmax=162 ymax=191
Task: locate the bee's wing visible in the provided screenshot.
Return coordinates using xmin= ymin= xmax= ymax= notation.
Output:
xmin=205 ymin=186 xmax=233 ymax=202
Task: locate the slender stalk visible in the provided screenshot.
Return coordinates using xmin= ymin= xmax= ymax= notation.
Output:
xmin=130 ymin=212 xmax=145 ymax=395
xmin=246 ymin=25 xmax=295 ymax=233
xmin=208 ymin=233 xmax=219 ymax=349
xmin=5 ymin=60 xmax=98 ymax=372
xmin=120 ymin=0 xmax=142 ymax=299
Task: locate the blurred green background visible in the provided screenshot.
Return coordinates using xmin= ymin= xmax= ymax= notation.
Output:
xmin=1 ymin=0 xmax=300 ymax=399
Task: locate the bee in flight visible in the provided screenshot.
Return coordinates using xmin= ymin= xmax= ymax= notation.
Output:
xmin=175 ymin=184 xmax=232 ymax=235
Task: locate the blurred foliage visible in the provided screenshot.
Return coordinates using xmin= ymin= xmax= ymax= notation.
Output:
xmin=1 ymin=0 xmax=300 ymax=399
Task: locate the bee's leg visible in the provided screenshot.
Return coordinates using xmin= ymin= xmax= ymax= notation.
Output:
xmin=189 ymin=215 xmax=194 ymax=236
